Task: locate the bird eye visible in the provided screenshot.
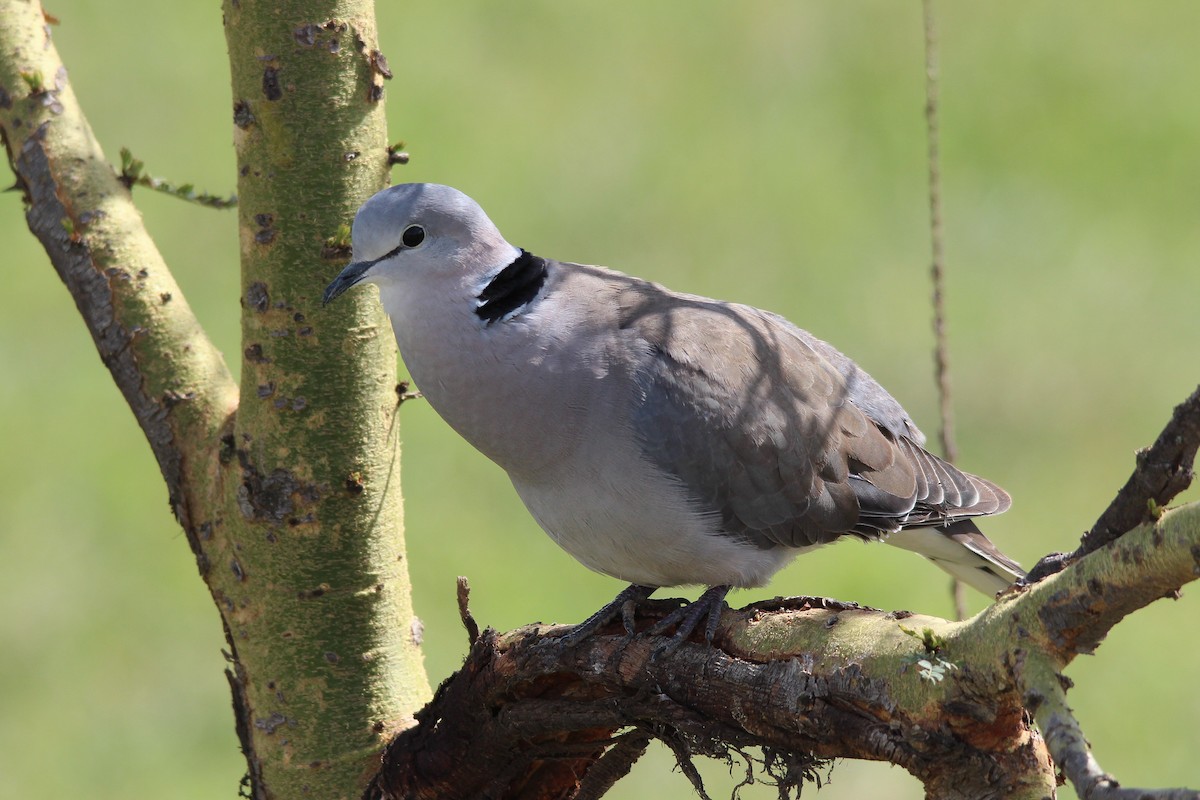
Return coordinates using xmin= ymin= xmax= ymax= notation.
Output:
xmin=401 ymin=225 xmax=425 ymax=248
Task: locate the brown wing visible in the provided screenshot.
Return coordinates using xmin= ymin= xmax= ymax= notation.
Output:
xmin=615 ymin=280 xmax=1008 ymax=549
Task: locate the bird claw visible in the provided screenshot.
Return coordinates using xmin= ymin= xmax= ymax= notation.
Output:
xmin=557 ymin=583 xmax=656 ymax=647
xmin=646 ymin=585 xmax=731 ymax=646
xmin=556 ymin=584 xmax=731 ymax=652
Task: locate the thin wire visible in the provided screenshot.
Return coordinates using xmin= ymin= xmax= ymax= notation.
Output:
xmin=922 ymin=0 xmax=968 ymax=620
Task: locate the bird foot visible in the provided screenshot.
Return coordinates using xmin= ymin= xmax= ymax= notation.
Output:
xmin=557 ymin=583 xmax=657 ymax=647
xmin=556 ymin=584 xmax=731 ymax=652
xmin=646 ymin=584 xmax=731 ymax=647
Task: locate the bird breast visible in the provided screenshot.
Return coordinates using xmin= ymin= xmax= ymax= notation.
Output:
xmin=378 ymin=271 xmax=613 ymax=475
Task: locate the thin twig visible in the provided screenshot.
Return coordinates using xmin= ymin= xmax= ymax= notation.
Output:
xmin=1081 ymin=384 xmax=1200 ymax=557
xmin=1027 ymin=384 xmax=1200 ymax=582
xmin=118 ymin=147 xmax=237 ymax=209
xmin=923 ymin=0 xmax=956 ymax=467
xmin=456 ymin=575 xmax=480 ymax=646
xmin=923 ymin=0 xmax=967 ymax=620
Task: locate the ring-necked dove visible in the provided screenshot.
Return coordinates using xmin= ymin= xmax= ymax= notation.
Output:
xmin=324 ymin=183 xmax=1023 ymax=643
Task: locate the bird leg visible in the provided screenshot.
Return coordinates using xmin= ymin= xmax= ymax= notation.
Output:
xmin=647 ymin=584 xmax=731 ymax=644
xmin=558 ymin=583 xmax=657 ymax=646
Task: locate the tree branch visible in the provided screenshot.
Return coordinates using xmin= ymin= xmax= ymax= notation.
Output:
xmin=3 ymin=3 xmax=432 ymax=798
xmin=217 ymin=2 xmax=431 ymax=796
xmin=1028 ymin=384 xmax=1200 ymax=582
xmin=1003 ymin=503 xmax=1200 ymax=661
xmin=369 ymin=498 xmax=1200 ymax=800
xmin=0 ymin=0 xmax=237 ymax=545
xmin=1025 ymin=651 xmax=1199 ymax=800
xmin=1082 ymin=384 xmax=1200 ymax=555
xmin=368 ymin=602 xmax=1051 ymax=799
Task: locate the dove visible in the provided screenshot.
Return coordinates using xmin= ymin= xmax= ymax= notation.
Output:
xmin=323 ymin=183 xmax=1021 ymax=642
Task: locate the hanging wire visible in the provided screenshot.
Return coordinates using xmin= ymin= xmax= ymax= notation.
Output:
xmin=922 ymin=0 xmax=969 ymax=620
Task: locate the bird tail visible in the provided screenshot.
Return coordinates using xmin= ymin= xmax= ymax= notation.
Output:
xmin=885 ymin=519 xmax=1025 ymax=597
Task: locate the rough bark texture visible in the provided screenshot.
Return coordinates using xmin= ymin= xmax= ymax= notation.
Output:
xmin=1027 ymin=384 xmax=1200 ymax=582
xmin=368 ymin=501 xmax=1200 ymax=800
xmin=369 ymin=601 xmax=1051 ymax=800
xmin=1081 ymin=385 xmax=1200 ymax=555
xmin=4 ymin=2 xmax=1200 ymax=799
xmin=1 ymin=2 xmax=430 ymax=799
xmin=217 ymin=2 xmax=431 ymax=798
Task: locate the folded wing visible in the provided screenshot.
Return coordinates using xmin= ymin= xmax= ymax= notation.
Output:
xmin=616 ymin=281 xmax=1018 ymax=592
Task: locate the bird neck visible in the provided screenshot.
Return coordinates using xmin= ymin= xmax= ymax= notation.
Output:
xmin=474 ymin=250 xmax=548 ymax=324
xmin=377 ymin=264 xmax=591 ymax=475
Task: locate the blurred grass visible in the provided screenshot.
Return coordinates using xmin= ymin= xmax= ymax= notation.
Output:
xmin=1 ymin=2 xmax=1198 ymax=798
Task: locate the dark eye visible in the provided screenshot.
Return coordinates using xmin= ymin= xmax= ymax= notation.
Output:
xmin=401 ymin=224 xmax=425 ymax=248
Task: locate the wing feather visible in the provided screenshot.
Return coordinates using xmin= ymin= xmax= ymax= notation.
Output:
xmin=612 ymin=279 xmax=1009 ymax=551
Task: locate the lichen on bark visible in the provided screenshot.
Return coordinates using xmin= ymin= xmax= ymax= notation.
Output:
xmin=1 ymin=1 xmax=430 ymax=798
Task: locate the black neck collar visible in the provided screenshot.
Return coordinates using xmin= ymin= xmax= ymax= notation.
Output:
xmin=475 ymin=250 xmax=548 ymax=323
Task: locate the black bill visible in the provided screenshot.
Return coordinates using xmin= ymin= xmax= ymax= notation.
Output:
xmin=322 ymin=259 xmax=374 ymax=306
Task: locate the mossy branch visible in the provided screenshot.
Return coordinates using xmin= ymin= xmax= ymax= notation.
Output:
xmin=368 ymin=382 xmax=1200 ymax=800
xmin=3 ymin=2 xmax=430 ymax=799
xmin=220 ymin=1 xmax=431 ymax=797
xmin=368 ymin=500 xmax=1199 ymax=800
xmin=0 ymin=0 xmax=237 ymax=542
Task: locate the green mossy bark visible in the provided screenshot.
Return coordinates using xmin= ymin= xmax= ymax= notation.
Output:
xmin=217 ymin=2 xmax=430 ymax=798
xmin=0 ymin=0 xmax=238 ymax=528
xmin=3 ymin=1 xmax=429 ymax=797
xmin=717 ymin=501 xmax=1200 ymax=798
xmin=7 ymin=0 xmax=1196 ymax=795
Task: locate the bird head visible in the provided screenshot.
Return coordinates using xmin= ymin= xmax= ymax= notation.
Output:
xmin=322 ymin=183 xmax=519 ymax=306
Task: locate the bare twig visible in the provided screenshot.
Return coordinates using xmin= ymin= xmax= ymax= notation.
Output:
xmin=395 ymin=380 xmax=423 ymax=406
xmin=923 ymin=0 xmax=956 ymax=467
xmin=456 ymin=575 xmax=480 ymax=646
xmin=1081 ymin=384 xmax=1200 ymax=556
xmin=1027 ymin=384 xmax=1200 ymax=582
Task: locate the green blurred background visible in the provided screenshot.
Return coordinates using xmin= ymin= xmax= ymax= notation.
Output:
xmin=2 ymin=2 xmax=1198 ymax=798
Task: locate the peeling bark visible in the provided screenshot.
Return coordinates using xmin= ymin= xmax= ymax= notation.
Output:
xmin=4 ymin=2 xmax=1200 ymax=800
xmin=368 ymin=500 xmax=1200 ymax=800
xmin=367 ymin=598 xmax=1054 ymax=800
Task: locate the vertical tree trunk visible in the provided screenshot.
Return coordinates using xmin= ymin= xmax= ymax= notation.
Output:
xmin=8 ymin=3 xmax=1198 ymax=799
xmin=219 ymin=2 xmax=430 ymax=797
xmin=1 ymin=1 xmax=430 ymax=797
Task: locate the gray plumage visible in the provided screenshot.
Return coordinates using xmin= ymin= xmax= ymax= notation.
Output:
xmin=324 ymin=183 xmax=1022 ymax=632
